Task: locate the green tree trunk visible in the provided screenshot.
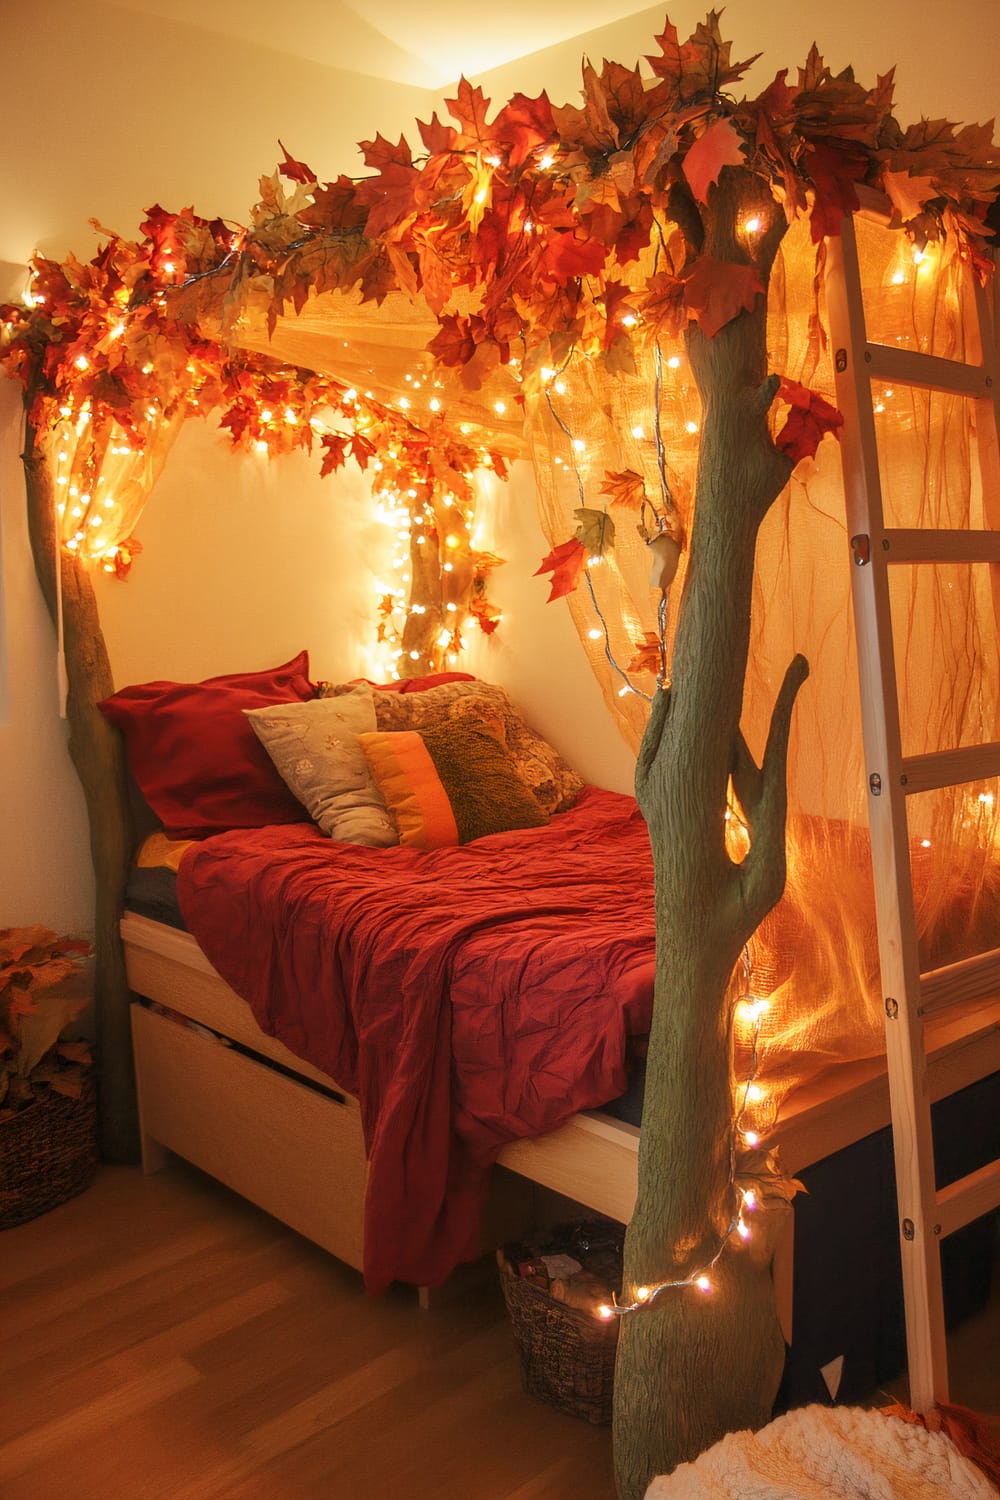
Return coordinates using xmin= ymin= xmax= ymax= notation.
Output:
xmin=612 ymin=168 xmax=807 ymax=1497
xmin=22 ymin=406 xmax=139 ymax=1162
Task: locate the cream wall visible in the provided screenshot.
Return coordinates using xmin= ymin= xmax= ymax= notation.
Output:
xmin=1 ymin=0 xmax=996 ymax=931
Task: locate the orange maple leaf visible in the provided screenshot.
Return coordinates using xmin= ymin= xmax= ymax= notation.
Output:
xmin=683 ymin=255 xmax=764 ymax=338
xmin=627 ymin=632 xmax=664 ymax=676
xmin=683 ymin=117 xmax=747 ymax=203
xmin=534 ymin=537 xmax=588 ymax=601
xmin=599 ymin=469 xmax=647 ymax=509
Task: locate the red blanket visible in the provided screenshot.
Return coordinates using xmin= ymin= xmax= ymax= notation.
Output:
xmin=176 ymin=785 xmax=655 ymax=1291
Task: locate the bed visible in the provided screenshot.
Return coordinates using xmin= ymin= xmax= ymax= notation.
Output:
xmin=107 ymin=660 xmax=1000 ymax=1387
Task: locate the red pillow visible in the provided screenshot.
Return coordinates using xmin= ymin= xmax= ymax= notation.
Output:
xmin=363 ymin=672 xmax=476 ymax=694
xmin=98 ymin=652 xmax=315 ymax=839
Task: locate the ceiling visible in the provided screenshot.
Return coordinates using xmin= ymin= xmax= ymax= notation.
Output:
xmin=106 ymin=0 xmax=652 ymax=88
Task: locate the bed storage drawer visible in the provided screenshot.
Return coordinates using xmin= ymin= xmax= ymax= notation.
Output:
xmin=131 ymin=1001 xmax=367 ymax=1271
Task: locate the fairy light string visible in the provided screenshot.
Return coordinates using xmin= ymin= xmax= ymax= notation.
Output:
xmin=597 ymin=944 xmax=770 ymax=1320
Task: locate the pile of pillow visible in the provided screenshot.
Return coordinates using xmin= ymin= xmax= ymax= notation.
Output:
xmin=99 ymin=653 xmax=583 ymax=852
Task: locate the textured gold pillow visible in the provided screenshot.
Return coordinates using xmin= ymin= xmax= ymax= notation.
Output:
xmin=322 ymin=679 xmax=582 ymax=816
xmin=359 ymin=722 xmax=548 ymax=849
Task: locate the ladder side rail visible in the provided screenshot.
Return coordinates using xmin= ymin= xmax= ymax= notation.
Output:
xmin=825 ymin=213 xmax=948 ymax=1411
xmin=972 ymin=257 xmax=1000 ymax=692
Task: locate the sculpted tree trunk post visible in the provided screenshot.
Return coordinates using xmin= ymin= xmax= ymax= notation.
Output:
xmin=22 ymin=403 xmax=138 ymax=1162
xmin=612 ymin=167 xmax=808 ymax=1498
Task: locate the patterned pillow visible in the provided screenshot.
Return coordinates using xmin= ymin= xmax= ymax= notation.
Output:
xmin=245 ymin=686 xmax=397 ymax=846
xmin=360 ymin=722 xmax=548 ymax=849
xmin=321 ymin=679 xmax=582 ymax=816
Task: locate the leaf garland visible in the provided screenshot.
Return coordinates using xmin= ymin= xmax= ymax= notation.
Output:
xmin=0 ymin=10 xmax=996 ymax=620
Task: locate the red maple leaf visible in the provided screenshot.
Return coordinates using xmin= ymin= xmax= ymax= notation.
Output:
xmin=682 ymin=117 xmax=747 ymax=203
xmin=277 ymin=141 xmax=317 ymax=185
xmin=775 ymin=378 xmax=844 ymax=463
xmin=804 ymin=142 xmax=869 ymax=242
xmin=360 ymin=133 xmax=413 ymax=172
xmin=297 ymin=176 xmax=367 ymax=233
xmin=538 ymin=230 xmax=607 ymax=284
xmin=427 ymin=313 xmax=479 ymax=369
xmin=683 ymin=255 xmax=764 ymax=338
xmin=417 ymin=112 xmax=458 ymax=156
xmin=491 ymin=91 xmax=556 ymax=168
xmin=534 ymin=537 xmax=588 ymax=601
xmin=319 ymin=432 xmax=350 ymax=476
xmin=446 ymin=77 xmax=492 ymax=145
xmin=643 ymin=269 xmax=687 ymax=338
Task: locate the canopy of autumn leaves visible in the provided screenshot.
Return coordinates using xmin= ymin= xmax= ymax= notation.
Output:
xmin=0 ymin=10 xmax=997 ymax=616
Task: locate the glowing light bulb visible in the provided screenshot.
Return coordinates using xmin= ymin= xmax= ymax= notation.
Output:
xmin=429 ymin=398 xmax=441 ymax=412
xmin=409 ymin=650 xmax=420 ymax=661
xmin=737 ymin=1220 xmax=751 ymax=1241
xmin=636 ymin=1285 xmax=651 ymax=1302
xmin=539 ymin=153 xmax=555 ymax=170
xmin=554 ymin=380 xmax=566 ymax=395
xmin=622 ymin=314 xmax=637 ymax=328
xmin=284 ymin=407 xmax=297 ymax=424
xmin=74 ymin=355 xmax=89 ymax=371
xmin=632 ymin=425 xmax=645 ymax=440
xmin=744 ymin=216 xmax=761 ymax=233
xmin=743 ymin=1130 xmax=760 ymax=1148
xmin=746 ymin=1084 xmax=763 ymax=1103
xmin=685 ymin=420 xmax=699 ymax=435
xmin=743 ymin=1190 xmax=757 ymax=1210
xmin=255 ymin=440 xmax=268 ymax=453
xmin=494 ymin=400 xmax=507 ymax=415
xmin=891 ymin=270 xmax=906 ymax=285
xmin=597 ymin=1304 xmax=613 ymax=1320
xmin=667 ymin=355 xmax=681 ymax=370
xmin=573 ymin=438 xmax=586 ymax=453
xmin=588 ymin=628 xmax=602 ymax=640
xmin=695 ymin=1276 xmax=711 ymax=1293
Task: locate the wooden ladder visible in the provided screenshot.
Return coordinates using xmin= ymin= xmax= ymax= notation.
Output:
xmin=823 ymin=201 xmax=1000 ymax=1411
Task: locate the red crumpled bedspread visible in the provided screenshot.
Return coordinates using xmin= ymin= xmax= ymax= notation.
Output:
xmin=176 ymin=785 xmax=656 ymax=1292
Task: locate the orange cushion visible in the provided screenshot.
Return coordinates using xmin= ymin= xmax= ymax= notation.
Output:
xmin=360 ymin=721 xmax=547 ymax=850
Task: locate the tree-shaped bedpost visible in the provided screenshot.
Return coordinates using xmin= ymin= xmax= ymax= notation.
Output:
xmin=612 ymin=164 xmax=808 ymax=1498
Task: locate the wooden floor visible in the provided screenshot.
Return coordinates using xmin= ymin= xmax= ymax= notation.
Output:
xmin=2 ymin=1162 xmax=998 ymax=1499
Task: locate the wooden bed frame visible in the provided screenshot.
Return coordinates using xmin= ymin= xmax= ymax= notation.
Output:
xmin=122 ymin=908 xmax=1000 ymax=1335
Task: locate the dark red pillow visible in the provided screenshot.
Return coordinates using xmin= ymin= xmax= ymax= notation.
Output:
xmin=362 ymin=672 xmax=476 ymax=694
xmin=98 ymin=652 xmax=315 ymax=838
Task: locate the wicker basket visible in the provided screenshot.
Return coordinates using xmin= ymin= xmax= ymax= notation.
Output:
xmin=0 ymin=1073 xmax=98 ymax=1229
xmin=498 ymin=1220 xmax=623 ymax=1425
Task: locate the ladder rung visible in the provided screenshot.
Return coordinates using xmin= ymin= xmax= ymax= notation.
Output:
xmin=900 ymin=742 xmax=1000 ymax=795
xmin=884 ymin=528 xmax=1000 ymax=565
xmin=920 ymin=947 xmax=1000 ymax=1017
xmin=935 ymin=1157 xmax=1000 ymax=1239
xmin=864 ymin=342 xmax=990 ymax=398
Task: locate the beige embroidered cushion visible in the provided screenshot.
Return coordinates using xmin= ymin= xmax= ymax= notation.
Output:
xmin=245 ymin=685 xmax=397 ymax=846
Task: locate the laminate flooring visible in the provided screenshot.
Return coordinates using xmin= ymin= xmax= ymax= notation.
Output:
xmin=2 ymin=1162 xmax=997 ymax=1498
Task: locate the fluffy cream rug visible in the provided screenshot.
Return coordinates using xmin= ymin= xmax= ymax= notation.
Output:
xmin=644 ymin=1404 xmax=997 ymax=1498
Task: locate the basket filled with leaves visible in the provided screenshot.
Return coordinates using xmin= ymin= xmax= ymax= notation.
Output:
xmin=1 ymin=926 xmax=96 ymax=1228
xmin=498 ymin=1218 xmax=625 ymax=1424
